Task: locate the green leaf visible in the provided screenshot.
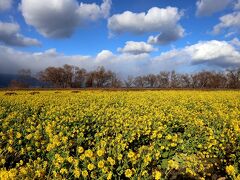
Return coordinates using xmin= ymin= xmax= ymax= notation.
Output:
xmin=162 ymin=151 xmax=169 ymax=158
xmin=161 ymin=159 xmax=168 ymax=169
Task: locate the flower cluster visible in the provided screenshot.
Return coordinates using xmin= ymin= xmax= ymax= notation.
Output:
xmin=0 ymin=90 xmax=240 ymax=179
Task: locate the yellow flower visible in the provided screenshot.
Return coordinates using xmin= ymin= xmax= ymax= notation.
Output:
xmin=117 ymin=154 xmax=123 ymax=161
xmin=100 ymin=140 xmax=107 ymax=147
xmin=1 ymin=159 xmax=6 ymax=165
xmin=26 ymin=133 xmax=32 ymax=140
xmin=85 ymin=149 xmax=93 ymax=158
xmin=102 ymin=167 xmax=109 ymax=173
xmin=168 ymin=160 xmax=179 ymax=170
xmin=98 ymin=160 xmax=105 ymax=169
xmin=142 ymin=170 xmax=148 ymax=176
xmin=144 ymin=154 xmax=152 ymax=164
xmin=226 ymin=165 xmax=235 ymax=176
xmin=107 ymin=157 xmax=116 ymax=166
xmin=127 ymin=151 xmax=135 ymax=158
xmin=87 ymin=163 xmax=95 ymax=171
xmin=74 ymin=159 xmax=79 ymax=167
xmin=62 ymin=136 xmax=68 ymax=144
xmin=73 ymin=169 xmax=80 ymax=178
xmin=16 ymin=132 xmax=22 ymax=139
xmin=166 ymin=134 xmax=172 ymax=140
xmin=60 ymin=168 xmax=68 ymax=174
xmin=186 ymin=168 xmax=194 ymax=175
xmin=82 ymin=170 xmax=88 ymax=177
xmin=80 ymin=154 xmax=86 ymax=160
xmin=67 ymin=156 xmax=73 ymax=163
xmin=35 ymin=170 xmax=41 ymax=177
xmin=97 ymin=149 xmax=105 ymax=157
xmin=19 ymin=160 xmax=23 ymax=165
xmin=20 ymin=167 xmax=28 ymax=175
xmin=7 ymin=146 xmax=13 ymax=153
xmin=107 ymin=172 xmax=113 ymax=180
xmin=125 ymin=169 xmax=133 ymax=178
xmin=77 ymin=146 xmax=84 ymax=154
xmin=154 ymin=170 xmax=161 ymax=180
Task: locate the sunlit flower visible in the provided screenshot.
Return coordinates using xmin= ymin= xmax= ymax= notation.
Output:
xmin=226 ymin=165 xmax=235 ymax=176
xmin=125 ymin=169 xmax=133 ymax=178
xmin=87 ymin=163 xmax=95 ymax=171
xmin=98 ymin=160 xmax=105 ymax=169
xmin=85 ymin=149 xmax=93 ymax=158
xmin=154 ymin=170 xmax=161 ymax=180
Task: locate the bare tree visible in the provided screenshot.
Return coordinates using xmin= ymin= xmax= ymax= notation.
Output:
xmin=94 ymin=66 xmax=113 ymax=87
xmin=124 ymin=76 xmax=134 ymax=88
xmin=170 ymin=71 xmax=181 ymax=88
xmin=85 ymin=71 xmax=96 ymax=88
xmin=109 ymin=72 xmax=123 ymax=88
xmin=226 ymin=68 xmax=240 ymax=89
xmin=157 ymin=72 xmax=170 ymax=88
xmin=74 ymin=68 xmax=87 ymax=88
xmin=36 ymin=64 xmax=240 ymax=89
xmin=145 ymin=74 xmax=158 ymax=88
xmin=39 ymin=67 xmax=65 ymax=87
xmin=191 ymin=71 xmax=211 ymax=88
xmin=63 ymin=64 xmax=74 ymax=88
xmin=179 ymin=74 xmax=191 ymax=88
xmin=134 ymin=76 xmax=146 ymax=88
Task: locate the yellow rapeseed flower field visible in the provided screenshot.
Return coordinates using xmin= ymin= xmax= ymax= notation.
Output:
xmin=0 ymin=90 xmax=239 ymax=179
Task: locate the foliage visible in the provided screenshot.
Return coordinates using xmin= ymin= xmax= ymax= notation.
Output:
xmin=0 ymin=90 xmax=240 ymax=179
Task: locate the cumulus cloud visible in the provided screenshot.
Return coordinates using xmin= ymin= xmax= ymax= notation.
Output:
xmin=147 ymin=26 xmax=184 ymax=45
xmin=212 ymin=12 xmax=240 ymax=35
xmin=184 ymin=40 xmax=240 ymax=67
xmin=230 ymin=37 xmax=240 ymax=47
xmin=96 ymin=50 xmax=114 ymax=62
xmin=196 ymin=0 xmax=231 ymax=17
xmin=20 ymin=0 xmax=111 ymax=38
xmin=0 ymin=21 xmax=41 ymax=46
xmin=0 ymin=40 xmax=239 ymax=76
xmin=117 ymin=41 xmax=156 ymax=54
xmin=0 ymin=46 xmax=150 ymax=76
xmin=0 ymin=0 xmax=12 ymax=11
xmin=77 ymin=0 xmax=111 ymax=21
xmin=108 ymin=7 xmax=184 ymax=44
xmin=0 ymin=46 xmax=92 ymax=74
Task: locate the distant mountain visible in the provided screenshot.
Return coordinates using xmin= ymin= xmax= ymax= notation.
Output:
xmin=0 ymin=74 xmax=44 ymax=88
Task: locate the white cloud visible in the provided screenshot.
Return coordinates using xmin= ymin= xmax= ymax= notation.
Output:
xmin=0 ymin=0 xmax=12 ymax=11
xmin=20 ymin=0 xmax=111 ymax=38
xmin=213 ymin=12 xmax=240 ymax=35
xmin=196 ymin=0 xmax=231 ymax=17
xmin=0 ymin=21 xmax=41 ymax=46
xmin=230 ymin=37 xmax=240 ymax=47
xmin=151 ymin=40 xmax=239 ymax=72
xmin=0 ymin=46 xmax=92 ymax=74
xmin=0 ymin=40 xmax=239 ymax=77
xmin=117 ymin=41 xmax=156 ymax=54
xmin=96 ymin=50 xmax=114 ymax=62
xmin=77 ymin=0 xmax=111 ymax=21
xmin=234 ymin=0 xmax=240 ymax=10
xmin=184 ymin=40 xmax=240 ymax=66
xmin=108 ymin=6 xmax=184 ymax=44
xmin=147 ymin=26 xmax=184 ymax=45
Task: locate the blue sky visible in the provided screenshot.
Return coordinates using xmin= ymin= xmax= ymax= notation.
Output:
xmin=0 ymin=0 xmax=240 ymax=76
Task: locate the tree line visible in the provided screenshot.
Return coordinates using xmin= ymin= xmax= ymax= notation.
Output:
xmin=10 ymin=64 xmax=240 ymax=89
